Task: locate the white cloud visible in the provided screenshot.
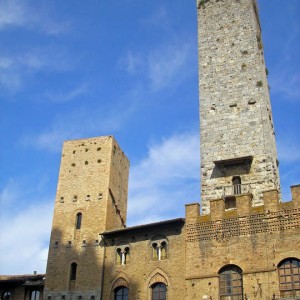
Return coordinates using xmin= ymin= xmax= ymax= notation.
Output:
xmin=43 ymin=84 xmax=89 ymax=103
xmin=127 ymin=131 xmax=200 ymax=226
xmin=0 ymin=48 xmax=71 ymax=92
xmin=0 ymin=0 xmax=70 ymax=35
xmin=0 ymin=0 xmax=27 ymax=29
xmin=147 ymin=42 xmax=192 ymax=91
xmin=0 ymin=180 xmax=53 ymax=275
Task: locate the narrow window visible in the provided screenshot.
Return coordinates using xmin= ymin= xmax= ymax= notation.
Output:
xmin=31 ymin=291 xmax=40 ymax=300
xmin=114 ymin=286 xmax=129 ymax=300
xmin=75 ymin=213 xmax=82 ymax=230
xmin=151 ymin=283 xmax=166 ymax=300
xmin=278 ymin=258 xmax=300 ymax=298
xmin=219 ymin=265 xmax=243 ymax=300
xmin=70 ymin=263 xmax=77 ymax=280
xmin=232 ymin=176 xmax=242 ymax=195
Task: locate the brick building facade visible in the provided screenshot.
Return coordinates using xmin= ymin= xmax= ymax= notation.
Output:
xmin=1 ymin=0 xmax=299 ymax=300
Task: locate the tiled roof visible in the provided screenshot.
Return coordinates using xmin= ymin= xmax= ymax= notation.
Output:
xmin=0 ymin=274 xmax=45 ymax=282
xmin=102 ymin=218 xmax=185 ymax=235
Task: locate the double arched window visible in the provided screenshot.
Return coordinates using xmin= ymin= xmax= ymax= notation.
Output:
xmin=278 ymin=258 xmax=300 ymax=298
xmin=151 ymin=283 xmax=167 ymax=300
xmin=151 ymin=238 xmax=168 ymax=261
xmin=116 ymin=245 xmax=130 ymax=265
xmin=2 ymin=292 xmax=11 ymax=300
xmin=30 ymin=290 xmax=40 ymax=300
xmin=114 ymin=286 xmax=129 ymax=300
xmin=219 ymin=265 xmax=243 ymax=300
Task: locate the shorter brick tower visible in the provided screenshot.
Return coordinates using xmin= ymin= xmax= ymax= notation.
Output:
xmin=44 ymin=136 xmax=129 ymax=300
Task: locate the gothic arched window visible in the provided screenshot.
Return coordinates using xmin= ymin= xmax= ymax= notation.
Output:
xmin=278 ymin=258 xmax=300 ymax=298
xmin=114 ymin=286 xmax=129 ymax=300
xmin=219 ymin=265 xmax=243 ymax=300
xmin=151 ymin=283 xmax=166 ymax=300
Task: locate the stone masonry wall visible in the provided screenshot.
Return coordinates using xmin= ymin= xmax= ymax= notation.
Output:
xmin=44 ymin=136 xmax=129 ymax=300
xmin=185 ymin=185 xmax=300 ymax=299
xmin=197 ymin=0 xmax=280 ymax=214
xmin=102 ymin=221 xmax=185 ymax=300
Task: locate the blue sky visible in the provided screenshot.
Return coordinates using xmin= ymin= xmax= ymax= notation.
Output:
xmin=0 ymin=0 xmax=299 ymax=275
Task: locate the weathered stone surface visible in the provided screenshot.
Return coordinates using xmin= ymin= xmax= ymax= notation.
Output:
xmin=197 ymin=0 xmax=280 ymax=214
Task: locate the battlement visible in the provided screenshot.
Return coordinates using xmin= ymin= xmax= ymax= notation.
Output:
xmin=186 ymin=184 xmax=300 ymax=224
xmin=185 ymin=185 xmax=300 ymax=244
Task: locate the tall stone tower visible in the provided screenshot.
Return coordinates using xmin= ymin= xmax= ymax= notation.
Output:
xmin=44 ymin=136 xmax=129 ymax=300
xmin=197 ymin=0 xmax=280 ymax=213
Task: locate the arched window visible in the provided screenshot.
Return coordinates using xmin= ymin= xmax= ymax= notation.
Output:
xmin=114 ymin=286 xmax=129 ymax=300
xmin=151 ymin=239 xmax=168 ymax=261
xmin=30 ymin=290 xmax=40 ymax=300
xmin=70 ymin=262 xmax=77 ymax=280
xmin=116 ymin=246 xmax=130 ymax=265
xmin=151 ymin=283 xmax=166 ymax=300
xmin=232 ymin=176 xmax=241 ymax=195
xmin=75 ymin=213 xmax=82 ymax=229
xmin=2 ymin=292 xmax=11 ymax=300
xmin=219 ymin=265 xmax=243 ymax=300
xmin=278 ymin=258 xmax=300 ymax=298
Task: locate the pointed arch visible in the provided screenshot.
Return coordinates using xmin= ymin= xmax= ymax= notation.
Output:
xmin=147 ymin=268 xmax=169 ymax=288
xmin=111 ymin=272 xmax=130 ymax=291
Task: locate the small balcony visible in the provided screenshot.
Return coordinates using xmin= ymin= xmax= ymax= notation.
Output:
xmin=222 ymin=184 xmax=252 ymax=197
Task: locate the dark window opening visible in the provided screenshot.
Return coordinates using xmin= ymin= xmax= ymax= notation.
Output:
xmin=114 ymin=286 xmax=129 ymax=300
xmin=76 ymin=213 xmax=82 ymax=229
xmin=70 ymin=262 xmax=77 ymax=281
xmin=225 ymin=196 xmax=236 ymax=210
xmin=278 ymin=258 xmax=300 ymax=298
xmin=219 ymin=265 xmax=243 ymax=300
xmin=232 ymin=176 xmax=242 ymax=195
xmin=151 ymin=283 xmax=166 ymax=300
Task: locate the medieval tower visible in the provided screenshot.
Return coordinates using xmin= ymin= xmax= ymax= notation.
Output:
xmin=34 ymin=1 xmax=300 ymax=300
xmin=197 ymin=0 xmax=280 ymax=214
xmin=44 ymin=136 xmax=129 ymax=299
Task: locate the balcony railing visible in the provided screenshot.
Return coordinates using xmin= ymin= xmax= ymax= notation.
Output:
xmin=222 ymin=184 xmax=251 ymax=197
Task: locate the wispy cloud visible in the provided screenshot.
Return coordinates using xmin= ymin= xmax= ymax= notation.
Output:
xmin=0 ymin=0 xmax=70 ymax=35
xmin=147 ymin=42 xmax=192 ymax=91
xmin=121 ymin=40 xmax=194 ymax=92
xmin=42 ymin=84 xmax=89 ymax=104
xmin=0 ymin=47 xmax=71 ymax=92
xmin=127 ymin=131 xmax=200 ymax=225
xmin=140 ymin=6 xmax=173 ymax=34
xmin=0 ymin=179 xmax=53 ymax=274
